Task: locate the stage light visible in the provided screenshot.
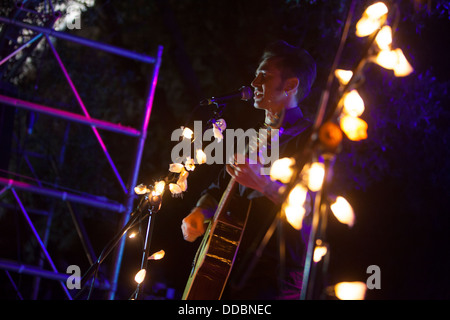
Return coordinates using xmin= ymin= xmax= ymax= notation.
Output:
xmin=307 ymin=162 xmax=325 ymax=192
xmin=340 ymin=115 xmax=368 ymax=141
xmin=334 ymin=69 xmax=353 ymax=85
xmin=148 ymin=250 xmax=165 ymax=260
xmin=128 ymin=231 xmax=137 ymax=239
xmin=270 ymin=157 xmax=295 ymax=183
xmin=343 ymin=90 xmax=365 ymax=117
xmin=330 ymin=196 xmax=355 ymax=227
xmin=334 ymin=281 xmax=367 ymax=300
xmin=356 ymin=2 xmax=388 ymax=37
xmin=284 ymin=183 xmax=308 ymax=230
xmin=134 ymin=269 xmax=146 ymax=284
xmin=375 ymin=25 xmax=392 ymax=50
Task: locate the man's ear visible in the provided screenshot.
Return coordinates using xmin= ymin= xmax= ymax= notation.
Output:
xmin=284 ymin=77 xmax=300 ymax=94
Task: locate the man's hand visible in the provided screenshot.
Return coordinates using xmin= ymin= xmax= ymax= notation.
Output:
xmin=226 ymin=154 xmax=284 ymax=204
xmin=181 ymin=207 xmax=207 ymax=242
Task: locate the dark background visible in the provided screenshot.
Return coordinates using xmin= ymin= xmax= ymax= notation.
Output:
xmin=0 ymin=0 xmax=449 ymax=300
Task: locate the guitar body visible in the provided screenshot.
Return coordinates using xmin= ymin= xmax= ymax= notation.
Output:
xmin=182 ymin=178 xmax=251 ymax=300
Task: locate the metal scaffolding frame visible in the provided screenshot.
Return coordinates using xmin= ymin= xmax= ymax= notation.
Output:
xmin=0 ymin=4 xmax=163 ymax=300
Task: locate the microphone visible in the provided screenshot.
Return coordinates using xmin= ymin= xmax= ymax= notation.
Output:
xmin=200 ymin=86 xmax=253 ymax=106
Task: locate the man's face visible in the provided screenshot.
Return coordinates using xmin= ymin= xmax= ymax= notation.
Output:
xmin=251 ymin=57 xmax=287 ymax=113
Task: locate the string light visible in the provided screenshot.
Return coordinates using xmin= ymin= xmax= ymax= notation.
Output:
xmin=313 ymin=240 xmax=328 ymax=263
xmin=153 ymin=180 xmax=166 ymax=196
xmin=148 ymin=250 xmax=165 ymax=260
xmin=283 ymin=183 xmax=308 ymax=230
xmin=334 ymin=281 xmax=367 ymax=300
xmin=342 ymin=90 xmax=365 ymax=117
xmin=270 ymin=157 xmax=295 ymax=183
xmin=176 ymin=168 xmax=189 ymax=192
xmin=134 ymin=269 xmax=146 ymax=284
xmin=334 ymin=69 xmax=353 ymax=85
xmin=356 ymin=2 xmax=388 ymax=37
xmin=195 ymin=149 xmax=207 ymax=164
xmin=330 ymin=196 xmax=355 ymax=227
xmin=375 ymin=25 xmax=392 ymax=50
xmin=307 ymin=162 xmax=325 ymax=192
xmin=181 ymin=127 xmax=194 ymax=139
xmin=339 ymin=115 xmax=368 ymax=141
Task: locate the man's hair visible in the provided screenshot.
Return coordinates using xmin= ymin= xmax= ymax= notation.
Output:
xmin=261 ymin=40 xmax=316 ymax=102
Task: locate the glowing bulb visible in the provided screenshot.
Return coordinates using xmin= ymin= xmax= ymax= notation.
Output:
xmin=128 ymin=232 xmax=137 ymax=239
xmin=213 ymin=123 xmax=223 ymax=142
xmin=195 ymin=149 xmax=207 ymax=164
xmin=169 ymin=163 xmax=184 ymax=173
xmin=181 ymin=127 xmax=193 ymax=139
xmin=393 ymin=48 xmax=413 ymax=77
xmin=307 ymin=162 xmax=325 ymax=192
xmin=134 ymin=269 xmax=146 ymax=284
xmin=153 ymin=180 xmax=166 ymax=196
xmin=184 ymin=157 xmax=196 ymax=171
xmin=365 ymin=2 xmax=388 ymax=20
xmin=330 ymin=196 xmax=355 ymax=227
xmin=375 ymin=49 xmax=397 ymax=70
xmin=169 ymin=183 xmax=182 ymax=196
xmin=340 ymin=115 xmax=368 ymax=141
xmin=375 ymin=25 xmax=392 ymax=50
xmin=283 ymin=184 xmax=308 ymax=230
xmin=335 ymin=281 xmax=367 ymax=300
xmin=270 ymin=157 xmax=295 ymax=183
xmin=176 ymin=168 xmax=189 ymax=192
xmin=343 ymin=90 xmax=365 ymax=117
xmin=134 ymin=183 xmax=150 ymax=195
xmin=313 ymin=244 xmax=328 ymax=263
xmin=148 ymin=250 xmax=165 ymax=260
xmin=356 ymin=2 xmax=388 ymax=37
xmin=335 ymin=69 xmax=353 ymax=85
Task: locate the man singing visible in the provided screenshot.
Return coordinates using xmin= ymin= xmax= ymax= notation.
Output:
xmin=181 ymin=40 xmax=317 ymax=299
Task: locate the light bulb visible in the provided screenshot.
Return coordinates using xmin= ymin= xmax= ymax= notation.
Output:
xmin=393 ymin=48 xmax=413 ymax=77
xmin=340 ymin=115 xmax=368 ymax=141
xmin=134 ymin=269 xmax=146 ymax=284
xmin=181 ymin=127 xmax=193 ymax=139
xmin=313 ymin=244 xmax=328 ymax=263
xmin=375 ymin=49 xmax=398 ymax=70
xmin=153 ymin=180 xmax=166 ymax=196
xmin=335 ymin=281 xmax=367 ymax=300
xmin=307 ymin=162 xmax=325 ymax=192
xmin=284 ymin=184 xmax=308 ymax=230
xmin=169 ymin=183 xmax=182 ymax=195
xmin=335 ymin=69 xmax=353 ymax=85
xmin=343 ymin=90 xmax=365 ymax=117
xmin=195 ymin=149 xmax=207 ymax=164
xmin=134 ymin=183 xmax=150 ymax=195
xmin=148 ymin=250 xmax=165 ymax=260
xmin=270 ymin=157 xmax=295 ymax=183
xmin=330 ymin=196 xmax=355 ymax=227
xmin=375 ymin=25 xmax=392 ymax=50
xmin=356 ymin=2 xmax=388 ymax=37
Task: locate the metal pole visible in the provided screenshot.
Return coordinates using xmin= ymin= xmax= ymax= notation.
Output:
xmin=0 ymin=177 xmax=125 ymax=213
xmin=0 ymin=94 xmax=141 ymax=137
xmin=11 ymin=188 xmax=73 ymax=300
xmin=0 ymin=16 xmax=156 ymax=64
xmin=107 ymin=45 xmax=163 ymax=300
xmin=44 ymin=34 xmax=128 ymax=195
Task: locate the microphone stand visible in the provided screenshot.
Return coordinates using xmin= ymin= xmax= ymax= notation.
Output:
xmin=75 ymin=193 xmax=152 ymax=299
xmin=130 ymin=194 xmax=162 ymax=300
